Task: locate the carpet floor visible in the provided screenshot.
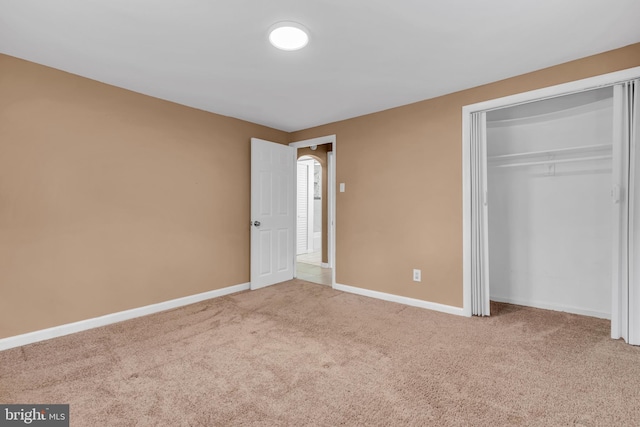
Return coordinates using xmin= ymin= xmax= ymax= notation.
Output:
xmin=1 ymin=279 xmax=640 ymax=426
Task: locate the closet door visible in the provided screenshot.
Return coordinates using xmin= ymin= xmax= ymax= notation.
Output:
xmin=611 ymin=84 xmax=629 ymax=342
xmin=613 ymin=80 xmax=640 ymax=345
xmin=470 ymin=112 xmax=490 ymax=316
xmin=629 ymin=80 xmax=640 ymax=346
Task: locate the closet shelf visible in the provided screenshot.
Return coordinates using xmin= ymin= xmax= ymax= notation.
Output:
xmin=489 ymin=143 xmax=613 ymax=168
xmin=488 ymin=143 xmax=611 ymax=162
xmin=493 ymin=155 xmax=612 ymax=168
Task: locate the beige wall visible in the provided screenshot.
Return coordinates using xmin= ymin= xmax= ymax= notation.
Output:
xmin=2 ymin=43 xmax=639 ymax=340
xmin=0 ymin=54 xmax=288 ymax=338
xmin=290 ymin=43 xmax=640 ymax=308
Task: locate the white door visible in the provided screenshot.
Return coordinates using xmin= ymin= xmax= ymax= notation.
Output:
xmin=296 ymin=159 xmax=314 ymax=254
xmin=612 ymin=80 xmax=640 ymax=345
xmin=251 ymin=138 xmax=296 ymax=290
xmin=611 ymin=84 xmax=629 ymax=341
xmin=327 ymin=151 xmax=335 ymax=269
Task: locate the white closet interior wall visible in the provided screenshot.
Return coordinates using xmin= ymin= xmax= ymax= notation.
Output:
xmin=486 ymin=88 xmax=614 ymax=319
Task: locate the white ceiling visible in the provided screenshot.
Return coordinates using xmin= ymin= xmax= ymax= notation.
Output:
xmin=1 ymin=0 xmax=639 ymax=132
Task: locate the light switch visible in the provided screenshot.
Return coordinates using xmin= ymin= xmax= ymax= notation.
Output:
xmin=339 ymin=183 xmax=345 ymax=193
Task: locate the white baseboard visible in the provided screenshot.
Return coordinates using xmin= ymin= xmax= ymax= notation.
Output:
xmin=334 ymin=283 xmax=465 ymax=317
xmin=321 ymin=262 xmax=330 ymax=269
xmin=0 ymin=282 xmax=250 ymax=352
xmin=490 ymin=295 xmax=611 ymax=320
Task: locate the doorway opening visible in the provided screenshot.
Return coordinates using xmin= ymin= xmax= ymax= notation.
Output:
xmin=296 ymin=156 xmax=320 ymax=259
xmin=290 ymin=135 xmax=336 ymax=287
xmin=486 ymin=87 xmax=614 ymax=319
xmin=295 ymin=153 xmax=330 ymax=285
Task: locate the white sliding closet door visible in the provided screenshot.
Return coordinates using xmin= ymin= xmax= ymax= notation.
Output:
xmin=613 ymin=80 xmax=640 ymax=345
xmin=470 ymin=112 xmax=490 ymax=316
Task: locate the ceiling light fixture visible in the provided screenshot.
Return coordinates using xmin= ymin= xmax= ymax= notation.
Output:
xmin=269 ymin=21 xmax=309 ymax=51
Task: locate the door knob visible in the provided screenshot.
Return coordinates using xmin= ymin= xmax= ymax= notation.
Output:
xmin=253 ymin=221 xmax=261 ymax=227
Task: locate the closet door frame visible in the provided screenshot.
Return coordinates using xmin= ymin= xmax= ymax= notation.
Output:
xmin=462 ymin=67 xmax=640 ymax=340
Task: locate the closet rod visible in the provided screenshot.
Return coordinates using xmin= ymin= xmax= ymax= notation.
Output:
xmin=488 ymin=143 xmax=611 ymax=161
xmin=494 ymin=155 xmax=612 ymax=168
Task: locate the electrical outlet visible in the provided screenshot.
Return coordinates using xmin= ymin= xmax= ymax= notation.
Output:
xmin=413 ymin=269 xmax=421 ymax=282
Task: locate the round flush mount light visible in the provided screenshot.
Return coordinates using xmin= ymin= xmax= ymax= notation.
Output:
xmin=269 ymin=21 xmax=309 ymax=51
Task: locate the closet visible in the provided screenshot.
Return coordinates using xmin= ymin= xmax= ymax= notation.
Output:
xmin=486 ymin=88 xmax=614 ymax=319
xmin=463 ymin=67 xmax=640 ymax=345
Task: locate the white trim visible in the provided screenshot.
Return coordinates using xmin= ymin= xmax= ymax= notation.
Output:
xmin=490 ymin=296 xmax=610 ymax=320
xmin=463 ymin=66 xmax=640 ymax=320
xmin=462 ymin=67 xmax=640 ymax=115
xmin=626 ymin=79 xmax=640 ymax=345
xmin=327 ymin=151 xmax=335 ymax=269
xmin=0 ymin=283 xmax=250 ymax=352
xmin=290 ymin=135 xmax=337 ymax=287
xmin=462 ymin=109 xmax=472 ymax=317
xmin=334 ymin=283 xmax=465 ymax=317
xmin=321 ymin=262 xmax=330 ymax=269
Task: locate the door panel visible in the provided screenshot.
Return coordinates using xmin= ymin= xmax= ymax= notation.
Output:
xmin=251 ymin=138 xmax=295 ymax=290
